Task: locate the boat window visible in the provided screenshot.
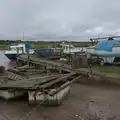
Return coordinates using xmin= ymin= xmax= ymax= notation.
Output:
xmin=19 ymin=47 xmax=23 ymax=51
xmin=108 ymin=37 xmax=114 ymax=40
xmin=114 ymin=57 xmax=120 ymax=62
xmin=11 ymin=47 xmax=17 ymax=51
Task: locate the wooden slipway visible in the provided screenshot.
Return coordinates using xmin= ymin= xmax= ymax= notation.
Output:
xmin=17 ymin=55 xmax=73 ymax=73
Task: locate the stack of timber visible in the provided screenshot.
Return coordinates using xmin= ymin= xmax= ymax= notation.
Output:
xmin=0 ymin=71 xmax=81 ymax=105
xmin=0 ymin=65 xmax=47 ymax=100
xmin=0 ymin=70 xmax=26 ymax=99
xmin=0 ymin=59 xmax=84 ymax=105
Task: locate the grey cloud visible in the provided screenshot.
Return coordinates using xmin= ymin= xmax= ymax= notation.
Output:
xmin=0 ymin=0 xmax=120 ymax=41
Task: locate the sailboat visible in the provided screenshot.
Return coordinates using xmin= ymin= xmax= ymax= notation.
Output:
xmin=87 ymin=37 xmax=120 ymax=57
xmin=86 ymin=36 xmax=120 ymax=64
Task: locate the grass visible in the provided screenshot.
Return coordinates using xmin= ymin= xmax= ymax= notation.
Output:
xmin=24 ymin=41 xmax=92 ymax=48
xmin=95 ymin=66 xmax=120 ymax=74
xmin=0 ymin=40 xmax=92 ymax=49
xmin=0 ymin=45 xmax=10 ymax=50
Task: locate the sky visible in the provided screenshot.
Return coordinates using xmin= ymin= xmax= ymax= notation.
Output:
xmin=0 ymin=0 xmax=120 ymax=41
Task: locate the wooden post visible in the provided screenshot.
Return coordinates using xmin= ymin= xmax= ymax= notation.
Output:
xmin=27 ymin=48 xmax=30 ymax=65
xmin=17 ymin=47 xmax=19 ymax=57
xmin=22 ymin=47 xmax=24 ymax=54
xmin=89 ymin=64 xmax=92 ymax=74
xmin=59 ymin=67 xmax=62 ymax=74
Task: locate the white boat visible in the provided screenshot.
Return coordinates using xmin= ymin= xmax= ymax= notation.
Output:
xmin=87 ymin=41 xmax=120 ymax=57
xmin=61 ymin=42 xmax=86 ymax=54
xmin=4 ymin=44 xmax=34 ymax=60
xmin=86 ymin=39 xmax=120 ymax=64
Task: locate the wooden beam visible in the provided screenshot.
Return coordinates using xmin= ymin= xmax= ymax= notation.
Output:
xmin=40 ymin=72 xmax=76 ymax=89
xmin=8 ymin=69 xmax=26 ymax=76
xmin=0 ymin=75 xmax=62 ymax=91
xmin=49 ymin=75 xmax=81 ymax=96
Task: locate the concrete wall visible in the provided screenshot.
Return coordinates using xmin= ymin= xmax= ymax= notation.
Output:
xmin=28 ymin=86 xmax=70 ymax=105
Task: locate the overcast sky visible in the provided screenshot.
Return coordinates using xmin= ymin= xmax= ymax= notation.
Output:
xmin=0 ymin=0 xmax=120 ymax=41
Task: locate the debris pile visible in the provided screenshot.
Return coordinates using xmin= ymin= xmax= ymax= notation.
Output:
xmin=0 ymin=65 xmax=81 ymax=105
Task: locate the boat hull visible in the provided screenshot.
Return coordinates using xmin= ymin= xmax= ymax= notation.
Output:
xmin=4 ymin=53 xmax=17 ymax=60
xmin=87 ymin=47 xmax=120 ymax=57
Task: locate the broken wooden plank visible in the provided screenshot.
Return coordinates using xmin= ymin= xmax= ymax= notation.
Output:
xmin=18 ymin=56 xmax=73 ymax=73
xmin=0 ymin=75 xmax=62 ymax=91
xmin=17 ymin=65 xmax=35 ymax=70
xmin=49 ymin=75 xmax=81 ymax=96
xmin=40 ymin=72 xmax=77 ymax=89
xmin=24 ymin=70 xmax=46 ymax=75
xmin=8 ymin=69 xmax=26 ymax=76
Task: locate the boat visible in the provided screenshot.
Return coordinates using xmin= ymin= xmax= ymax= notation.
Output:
xmin=4 ymin=44 xmax=34 ymax=60
xmin=60 ymin=42 xmax=86 ymax=54
xmin=86 ymin=37 xmax=120 ymax=64
xmin=87 ymin=39 xmax=120 ymax=57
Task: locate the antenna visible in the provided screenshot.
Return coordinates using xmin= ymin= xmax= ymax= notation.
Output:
xmin=23 ymin=32 xmax=24 ymax=40
xmin=90 ymin=36 xmax=120 ymax=41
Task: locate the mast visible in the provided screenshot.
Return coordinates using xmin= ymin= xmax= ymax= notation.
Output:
xmin=23 ymin=32 xmax=24 ymax=41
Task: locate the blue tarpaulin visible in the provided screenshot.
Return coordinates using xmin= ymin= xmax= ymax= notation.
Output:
xmin=96 ymin=40 xmax=120 ymax=51
xmin=25 ymin=44 xmax=30 ymax=49
xmin=36 ymin=48 xmax=53 ymax=57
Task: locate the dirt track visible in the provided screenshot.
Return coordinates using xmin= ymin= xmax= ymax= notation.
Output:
xmin=0 ymin=84 xmax=120 ymax=120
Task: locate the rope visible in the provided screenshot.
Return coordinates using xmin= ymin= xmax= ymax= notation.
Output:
xmin=20 ymin=99 xmax=45 ymax=120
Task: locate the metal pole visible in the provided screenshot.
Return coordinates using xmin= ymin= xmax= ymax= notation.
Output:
xmin=23 ymin=32 xmax=24 ymax=40
xmin=69 ymin=41 xmax=72 ymax=64
xmin=69 ymin=28 xmax=72 ymax=64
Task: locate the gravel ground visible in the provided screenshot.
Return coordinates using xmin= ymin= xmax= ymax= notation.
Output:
xmin=0 ymin=84 xmax=120 ymax=120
